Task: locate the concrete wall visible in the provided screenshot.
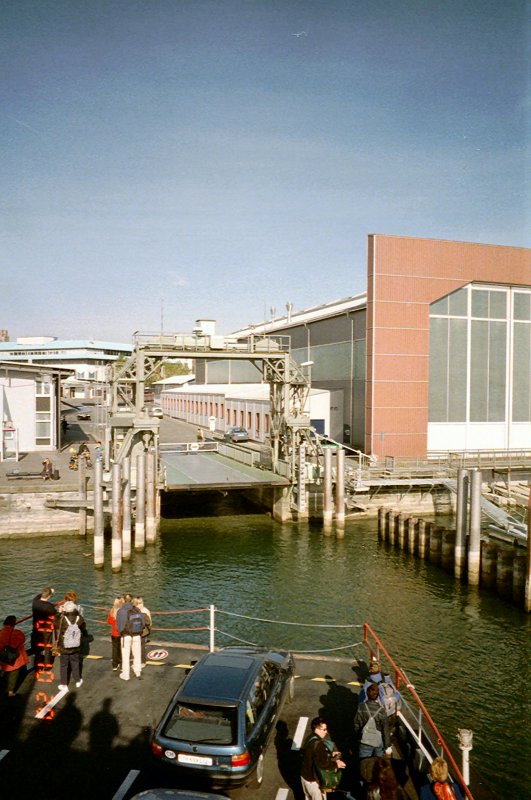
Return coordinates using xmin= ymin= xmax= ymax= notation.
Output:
xmin=0 ymin=490 xmax=92 ymax=535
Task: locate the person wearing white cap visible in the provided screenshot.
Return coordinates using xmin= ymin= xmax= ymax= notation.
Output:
xmin=55 ymin=600 xmax=87 ymax=691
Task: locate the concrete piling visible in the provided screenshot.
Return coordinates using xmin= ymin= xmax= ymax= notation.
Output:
xmin=135 ymin=451 xmax=146 ymax=551
xmin=496 ymin=550 xmax=514 ymax=598
xmin=93 ymin=459 xmax=104 ymax=569
xmin=323 ymin=448 xmax=333 ymax=529
xmin=335 ymin=448 xmax=345 ymax=529
xmin=79 ymin=458 xmax=87 ymax=537
xmin=468 ymin=469 xmax=482 ymax=586
xmin=146 ymin=450 xmax=157 ymax=544
xmin=418 ymin=518 xmax=428 ymax=558
xmin=122 ymin=456 xmax=132 ymax=561
xmin=378 ymin=507 xmax=386 ymax=540
xmin=407 ymin=516 xmax=417 ymax=553
xmin=441 ymin=528 xmax=456 ymax=570
xmin=455 ymin=468 xmax=469 ymax=578
xmin=397 ymin=513 xmax=406 ymax=549
xmin=429 ymin=526 xmax=442 ymax=565
xmin=512 ymin=554 xmax=526 ymax=603
xmin=481 ymin=542 xmax=498 ymax=589
xmin=111 ymin=462 xmax=123 ymax=572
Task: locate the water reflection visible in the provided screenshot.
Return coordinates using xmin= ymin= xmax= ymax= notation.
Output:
xmin=0 ymin=514 xmax=529 ymax=798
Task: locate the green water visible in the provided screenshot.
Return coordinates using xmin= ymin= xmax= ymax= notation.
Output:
xmin=0 ymin=513 xmax=529 ymax=798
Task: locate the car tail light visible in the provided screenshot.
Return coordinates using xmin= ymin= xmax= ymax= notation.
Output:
xmin=231 ymin=751 xmax=251 ymax=767
xmin=151 ymin=741 xmax=164 ymax=757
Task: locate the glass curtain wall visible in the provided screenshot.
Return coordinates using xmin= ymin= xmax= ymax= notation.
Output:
xmin=429 ymin=284 xmax=531 ymax=443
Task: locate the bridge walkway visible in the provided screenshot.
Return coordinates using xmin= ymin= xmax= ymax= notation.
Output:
xmin=160 ymin=443 xmax=289 ymax=491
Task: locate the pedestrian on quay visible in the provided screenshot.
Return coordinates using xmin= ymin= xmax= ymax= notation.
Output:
xmin=107 ymin=597 xmax=124 ymax=671
xmin=300 ymin=716 xmax=346 ymax=800
xmin=77 ymin=441 xmax=92 ymax=468
xmin=0 ymin=615 xmax=29 ymax=697
xmin=197 ymin=427 xmax=205 ymax=443
xmin=132 ymin=596 xmax=152 ymax=666
xmin=31 ymin=587 xmax=57 ymax=668
xmin=419 ymin=757 xmax=464 ymax=800
xmin=55 ymin=600 xmax=87 ymax=691
xmin=61 ymin=415 xmax=68 ymax=436
xmin=116 ymin=593 xmax=143 ymax=681
xmin=94 ymin=441 xmax=103 ymax=463
xmin=40 ymin=458 xmax=54 ymax=480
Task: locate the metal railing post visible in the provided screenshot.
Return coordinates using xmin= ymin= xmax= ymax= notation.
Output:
xmin=209 ymin=605 xmax=216 ymax=652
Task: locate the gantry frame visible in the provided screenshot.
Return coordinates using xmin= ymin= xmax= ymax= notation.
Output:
xmin=108 ymin=331 xmax=317 ymax=490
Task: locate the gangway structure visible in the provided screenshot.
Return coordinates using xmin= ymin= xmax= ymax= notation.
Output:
xmin=108 ymin=328 xmax=316 ymax=518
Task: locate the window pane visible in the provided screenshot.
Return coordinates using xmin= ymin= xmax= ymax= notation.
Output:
xmin=429 ymin=318 xmax=448 ymax=422
xmin=470 ymin=321 xmax=488 ymax=421
xmin=471 ymin=291 xmax=488 ymax=318
xmin=448 ymin=319 xmax=467 ymax=421
xmin=512 ymin=322 xmax=531 ymax=421
xmin=514 ymin=292 xmax=531 ymax=322
xmin=488 ymin=321 xmax=506 ymax=421
xmin=448 ymin=288 xmax=467 ymax=317
xmin=430 ymin=296 xmax=448 ymax=315
xmin=489 ymin=291 xmax=507 ymax=320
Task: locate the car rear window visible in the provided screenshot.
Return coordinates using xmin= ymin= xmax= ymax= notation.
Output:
xmin=163 ymin=703 xmax=237 ymax=744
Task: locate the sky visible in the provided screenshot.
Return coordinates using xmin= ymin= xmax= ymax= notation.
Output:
xmin=1 ymin=0 xmax=529 ymax=342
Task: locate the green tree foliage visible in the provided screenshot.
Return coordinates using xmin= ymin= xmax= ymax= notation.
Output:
xmin=147 ymin=361 xmax=191 ymax=385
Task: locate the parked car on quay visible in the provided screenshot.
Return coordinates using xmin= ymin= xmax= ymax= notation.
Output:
xmin=151 ymin=646 xmax=295 ymax=788
xmin=76 ymin=406 xmax=91 ymax=420
xmin=223 ymin=427 xmax=249 ymax=443
xmin=151 ymin=406 xmax=164 ymax=418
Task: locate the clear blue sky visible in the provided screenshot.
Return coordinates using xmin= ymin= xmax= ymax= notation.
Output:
xmin=2 ymin=0 xmax=529 ymax=342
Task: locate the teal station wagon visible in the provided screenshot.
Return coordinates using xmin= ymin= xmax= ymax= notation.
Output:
xmin=151 ymin=647 xmax=295 ymax=788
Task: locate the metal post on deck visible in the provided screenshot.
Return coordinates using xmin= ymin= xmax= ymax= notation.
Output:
xmin=93 ymin=458 xmax=104 ymax=569
xmin=135 ymin=451 xmax=146 ymax=551
xmin=146 ymin=450 xmax=157 ymax=544
xmin=111 ymin=462 xmax=123 ymax=573
xmin=323 ymin=447 xmax=333 ymax=529
xmin=78 ymin=458 xmax=87 ymax=537
xmin=468 ymin=469 xmax=482 ymax=586
xmin=122 ymin=456 xmax=131 ymax=561
xmin=209 ymin=605 xmax=215 ymax=652
xmin=455 ymin=468 xmax=469 ymax=578
xmin=335 ymin=448 xmax=345 ymax=529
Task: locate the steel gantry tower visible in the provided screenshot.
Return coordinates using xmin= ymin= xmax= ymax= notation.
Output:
xmin=107 ymin=330 xmax=317 ymax=512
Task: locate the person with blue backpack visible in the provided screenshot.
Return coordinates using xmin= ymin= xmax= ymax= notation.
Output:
xmin=116 ymin=592 xmax=144 ymax=681
xmin=55 ymin=600 xmax=87 ymax=691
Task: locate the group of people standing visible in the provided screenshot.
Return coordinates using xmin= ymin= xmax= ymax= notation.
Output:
xmin=301 ymin=658 xmax=464 ymax=800
xmin=107 ymin=593 xmax=151 ymax=681
xmin=0 ymin=587 xmax=152 ymax=698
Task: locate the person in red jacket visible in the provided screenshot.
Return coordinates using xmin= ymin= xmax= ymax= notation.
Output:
xmin=107 ymin=597 xmax=124 ymax=671
xmin=0 ymin=615 xmax=29 ymax=696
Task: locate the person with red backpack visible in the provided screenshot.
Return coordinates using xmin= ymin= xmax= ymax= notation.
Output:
xmin=420 ymin=757 xmax=464 ymax=800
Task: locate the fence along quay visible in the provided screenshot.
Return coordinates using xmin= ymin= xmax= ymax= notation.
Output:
xmin=1 ymin=603 xmax=495 ymax=800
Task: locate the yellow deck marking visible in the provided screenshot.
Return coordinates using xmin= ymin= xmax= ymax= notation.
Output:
xmin=310 ymin=676 xmax=335 ymax=682
xmin=145 ymin=660 xmax=164 ymax=666
xmin=174 ymin=663 xmax=193 ymax=668
xmin=86 ymin=654 xmax=103 ymax=660
xmin=348 ymin=680 xmax=362 ymax=686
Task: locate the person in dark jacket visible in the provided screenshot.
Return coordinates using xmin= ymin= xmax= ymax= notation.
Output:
xmin=55 ymin=600 xmax=87 ymax=691
xmin=31 ymin=587 xmax=56 ymax=667
xmin=0 ymin=616 xmax=29 ymax=696
xmin=301 ymin=716 xmax=346 ymax=800
xmin=354 ymin=682 xmax=392 ymax=759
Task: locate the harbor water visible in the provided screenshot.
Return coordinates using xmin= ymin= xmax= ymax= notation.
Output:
xmin=0 ymin=505 xmax=529 ymax=799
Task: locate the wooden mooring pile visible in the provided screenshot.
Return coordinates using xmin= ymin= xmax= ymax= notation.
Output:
xmin=377 ymin=468 xmax=531 ymax=612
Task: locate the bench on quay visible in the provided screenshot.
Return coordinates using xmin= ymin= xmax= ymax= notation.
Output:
xmin=7 ymin=470 xmax=60 ymax=481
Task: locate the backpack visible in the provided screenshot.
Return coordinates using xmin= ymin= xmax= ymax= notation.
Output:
xmin=125 ymin=606 xmax=144 ymax=636
xmin=306 ymin=735 xmax=342 ymax=791
xmin=360 ymin=704 xmax=383 ymax=748
xmin=62 ymin=615 xmax=81 ymax=649
xmin=379 ymin=680 xmax=399 ymax=716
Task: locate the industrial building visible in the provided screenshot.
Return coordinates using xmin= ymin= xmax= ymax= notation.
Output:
xmin=197 ymin=235 xmax=531 ymax=458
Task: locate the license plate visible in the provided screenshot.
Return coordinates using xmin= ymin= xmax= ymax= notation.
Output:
xmin=178 ymin=753 xmax=213 ymax=766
